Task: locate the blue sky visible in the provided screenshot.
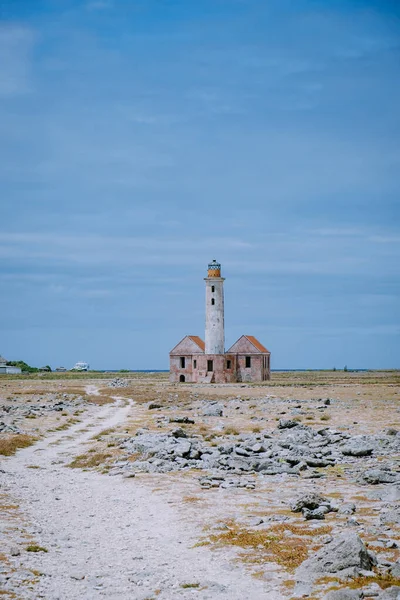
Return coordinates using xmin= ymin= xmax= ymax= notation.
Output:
xmin=0 ymin=0 xmax=399 ymax=370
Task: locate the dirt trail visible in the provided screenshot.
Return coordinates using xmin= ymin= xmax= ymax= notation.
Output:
xmin=1 ymin=392 xmax=278 ymax=600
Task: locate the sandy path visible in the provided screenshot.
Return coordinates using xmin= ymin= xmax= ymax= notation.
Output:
xmin=1 ymin=394 xmax=279 ymax=600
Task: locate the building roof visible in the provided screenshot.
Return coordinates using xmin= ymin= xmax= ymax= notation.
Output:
xmin=245 ymin=335 xmax=270 ymax=353
xmin=170 ymin=335 xmax=205 ymax=355
xmin=187 ymin=336 xmax=205 ymax=351
xmin=227 ymin=335 xmax=270 ymax=354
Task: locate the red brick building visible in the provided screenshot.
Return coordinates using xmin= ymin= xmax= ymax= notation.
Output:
xmin=169 ymin=261 xmax=271 ymax=383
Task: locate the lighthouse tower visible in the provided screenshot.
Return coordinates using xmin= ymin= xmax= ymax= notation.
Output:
xmin=205 ymin=259 xmax=225 ymax=354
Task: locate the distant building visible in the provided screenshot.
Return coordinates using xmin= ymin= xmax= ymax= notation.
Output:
xmin=0 ymin=356 xmax=22 ymax=375
xmin=71 ymin=362 xmax=89 ymax=371
xmin=169 ymin=261 xmax=271 ymax=383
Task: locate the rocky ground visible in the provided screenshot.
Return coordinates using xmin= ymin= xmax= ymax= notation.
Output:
xmin=0 ymin=371 xmax=399 ymax=599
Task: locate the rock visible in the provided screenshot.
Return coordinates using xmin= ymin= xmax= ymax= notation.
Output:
xmin=324 ymin=398 xmax=331 ymax=406
xmin=251 ymin=443 xmax=265 ymax=453
xmin=235 ymin=446 xmax=250 ymax=457
xmin=278 ymin=419 xmax=300 ymax=429
xmin=302 ymin=508 xmax=324 ymax=520
xmin=341 ymin=445 xmax=373 ymax=457
xmin=170 ymin=416 xmax=195 ymax=424
xmin=107 ymin=378 xmax=129 ymax=388
xmin=9 ymin=546 xmax=20 ymax=556
xmin=325 ymin=590 xmax=363 ymax=600
xmin=202 ymin=403 xmax=223 ymax=417
xmin=173 ymin=441 xmax=191 ymax=457
xmin=302 ymin=505 xmax=330 ymax=520
xmin=290 ymin=493 xmax=327 ymax=512
xmin=385 ymin=428 xmax=398 ymax=436
xmin=122 ymin=472 xmax=136 ymax=479
xmin=305 ymin=457 xmax=334 ymax=468
xmin=380 ymin=505 xmax=400 ymax=525
xmin=372 ymin=485 xmax=400 ymax=502
xmin=378 ymin=587 xmax=400 ymax=599
xmin=364 ymin=470 xmax=397 ymax=484
xmin=295 ymin=532 xmax=376 ymax=583
xmin=390 ymin=562 xmax=400 ymax=578
xmin=171 ymin=428 xmax=187 ymax=438
xmin=70 ymin=573 xmax=85 ymax=580
xmin=338 ymin=503 xmax=356 ymax=515
xmin=148 ymin=403 xmax=162 ymax=410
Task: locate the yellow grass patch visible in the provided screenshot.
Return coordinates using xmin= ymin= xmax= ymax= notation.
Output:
xmin=68 ymin=451 xmax=112 ymax=469
xmin=322 ymin=573 xmax=400 ymax=592
xmin=86 ymin=394 xmax=114 ymax=405
xmin=0 ymin=435 xmax=37 ymax=456
xmin=198 ymin=520 xmax=331 ymax=571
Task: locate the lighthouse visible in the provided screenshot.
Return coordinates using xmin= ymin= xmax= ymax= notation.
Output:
xmin=169 ymin=260 xmax=271 ymax=383
xmin=204 ymin=259 xmax=225 ymax=354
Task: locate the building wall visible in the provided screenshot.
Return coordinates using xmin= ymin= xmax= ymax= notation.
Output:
xmin=0 ymin=366 xmax=21 ymax=374
xmin=170 ymin=353 xmax=238 ymax=383
xmin=196 ymin=354 xmax=237 ymax=383
xmin=205 ymin=277 xmax=225 ymax=354
xmin=170 ymin=352 xmax=270 ymax=383
xmin=170 ymin=354 xmax=204 ymax=383
xmin=236 ymin=354 xmax=270 ymax=382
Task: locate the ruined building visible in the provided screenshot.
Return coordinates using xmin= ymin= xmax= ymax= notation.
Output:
xmin=169 ymin=260 xmax=271 ymax=383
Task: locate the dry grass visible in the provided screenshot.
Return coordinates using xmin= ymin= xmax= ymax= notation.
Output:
xmin=54 ymin=418 xmax=80 ymax=431
xmin=1 ymin=504 xmax=19 ymax=512
xmin=0 ymin=590 xmax=17 ymax=598
xmin=91 ymin=427 xmax=116 ymax=440
xmin=198 ymin=520 xmax=331 ymax=571
xmin=0 ymin=434 xmax=37 ymax=456
xmin=320 ymin=414 xmax=331 ymax=421
xmin=322 ymin=573 xmax=400 ymax=592
xmin=224 ymin=427 xmax=240 ymax=436
xmin=68 ymin=451 xmax=112 ymax=469
xmin=86 ymin=394 xmax=114 ymax=405
xmin=0 ymin=553 xmax=10 ymax=565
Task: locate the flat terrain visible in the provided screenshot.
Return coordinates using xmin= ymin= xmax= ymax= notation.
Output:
xmin=0 ymin=371 xmax=399 ymax=599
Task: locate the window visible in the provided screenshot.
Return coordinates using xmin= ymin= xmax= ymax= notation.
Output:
xmin=207 ymin=359 xmax=213 ymax=372
xmin=245 ymin=356 xmax=251 ymax=368
xmin=193 ymin=359 xmax=197 ymax=369
xmin=226 ymin=360 xmax=231 ymax=369
xmin=211 ymin=298 xmax=215 ymax=305
xmin=180 ymin=357 xmax=185 ymax=368
xmin=179 ymin=375 xmax=185 ymax=383
xmin=211 ymin=285 xmax=215 ymax=293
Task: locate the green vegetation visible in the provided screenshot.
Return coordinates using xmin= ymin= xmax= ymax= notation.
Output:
xmin=26 ymin=545 xmax=48 ymax=553
xmin=7 ymin=360 xmax=39 ymax=373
